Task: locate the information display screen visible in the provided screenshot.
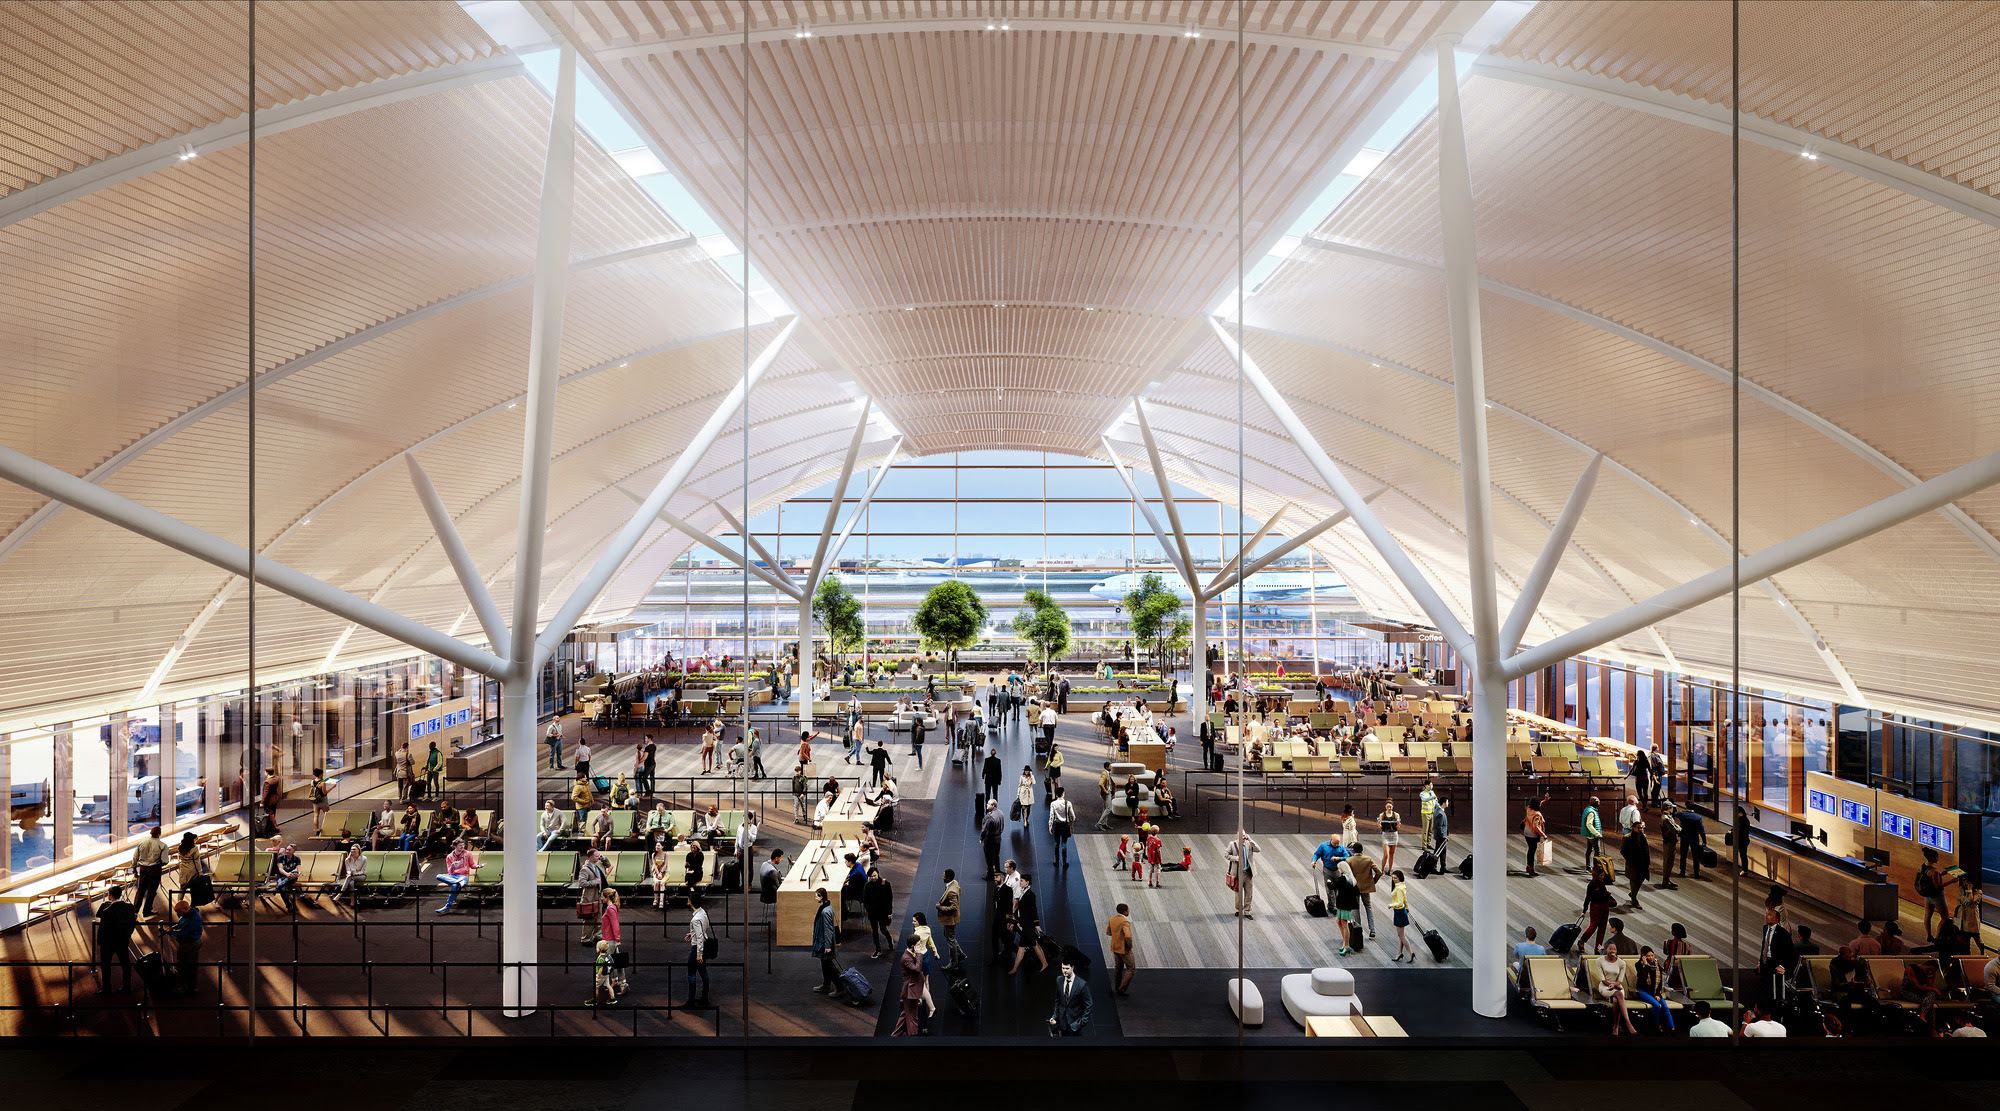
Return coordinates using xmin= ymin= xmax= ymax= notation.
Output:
xmin=1878 ymin=811 xmax=1913 ymax=840
xmin=1838 ymin=798 xmax=1871 ymax=826
xmin=1916 ymin=822 xmax=1953 ymax=854
xmin=1807 ymin=789 xmax=1836 ymax=816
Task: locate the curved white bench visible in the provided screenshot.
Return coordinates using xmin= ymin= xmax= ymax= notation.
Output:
xmin=1281 ymin=966 xmax=1363 ymax=1027
xmin=1227 ymin=978 xmax=1265 ymax=1025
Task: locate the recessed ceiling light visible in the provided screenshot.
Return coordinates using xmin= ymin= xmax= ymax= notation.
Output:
xmin=904 ymin=305 xmax=914 ymax=311
xmin=506 ymin=401 xmax=518 ymax=409
xmin=1184 ymin=23 xmax=1201 ymax=38
xmin=1370 ymin=363 xmax=1381 ymax=368
xmin=1085 ymin=306 xmax=1095 ymax=312
xmin=986 ymin=23 xmax=996 ymax=30
xmin=177 ymin=144 xmax=199 ymax=162
xmin=301 ymin=518 xmax=311 ymax=526
xmin=1800 ymin=147 xmax=1818 ymax=161
xmin=619 ymin=362 xmax=629 ymax=368
xmin=794 ymin=20 xmax=812 ymax=38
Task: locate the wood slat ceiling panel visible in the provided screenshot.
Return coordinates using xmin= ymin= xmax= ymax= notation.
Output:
xmin=0 ymin=0 xmax=496 ymax=197
xmin=1494 ymin=0 xmax=2000 ymax=198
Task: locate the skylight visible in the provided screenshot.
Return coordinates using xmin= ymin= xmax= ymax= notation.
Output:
xmin=458 ymin=0 xmax=789 ymax=322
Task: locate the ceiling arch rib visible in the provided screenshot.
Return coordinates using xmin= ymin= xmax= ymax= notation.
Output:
xmin=1229 ymin=321 xmax=1864 ymax=699
xmin=1469 ymin=55 xmax=2000 ymax=234
xmin=128 ymin=323 xmax=764 ymax=706
xmin=1295 ymin=237 xmax=2000 ymax=568
xmin=304 ymin=399 xmax=885 ymax=676
xmin=0 ymin=54 xmax=525 ymax=233
xmin=0 ymin=236 xmax=701 ymax=569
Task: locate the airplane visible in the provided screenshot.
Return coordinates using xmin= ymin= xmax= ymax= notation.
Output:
xmin=1087 ymin=570 xmax=1351 ymax=604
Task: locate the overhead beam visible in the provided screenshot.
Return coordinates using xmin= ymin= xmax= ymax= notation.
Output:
xmin=1471 ymin=54 xmax=2000 ymax=233
xmin=405 ymin=453 xmax=509 ymax=652
xmin=0 ymin=56 xmax=526 ymax=232
xmin=1505 ymin=446 xmax=2000 ymax=682
xmin=1205 ymin=491 xmax=1386 ymax=600
xmin=1209 ymin=315 xmax=1474 ymax=658
xmin=1206 ymin=501 xmax=1292 ymax=595
xmin=0 ymin=441 xmax=504 ymax=676
xmin=634 ymin=500 xmax=804 ymax=601
xmin=535 ymin=319 xmax=798 ymax=662
xmin=807 ymin=402 xmax=873 ymax=589
xmin=1100 ymin=436 xmax=1194 ymax=589
xmin=1297 ymin=237 xmax=2000 ymax=568
xmin=1133 ymin=402 xmax=1201 ymax=592
xmin=1500 ymin=454 xmax=1603 ymax=654
xmin=707 ymin=500 xmax=794 ymax=591
xmin=822 ymin=442 xmax=903 ymax=570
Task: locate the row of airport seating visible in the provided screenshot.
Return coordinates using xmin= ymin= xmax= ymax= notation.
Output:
xmin=312 ymin=806 xmax=747 ymax=847
xmin=208 ymin=847 xmax=728 ymax=908
xmin=1522 ymin=953 xmax=1735 ymax=1029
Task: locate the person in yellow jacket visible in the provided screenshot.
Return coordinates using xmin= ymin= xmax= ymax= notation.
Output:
xmin=1418 ymin=781 xmax=1439 ymax=852
xmin=1388 ymin=870 xmax=1415 ymax=961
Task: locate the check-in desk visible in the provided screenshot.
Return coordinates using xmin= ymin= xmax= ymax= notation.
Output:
xmin=1742 ymin=833 xmax=1900 ymax=921
xmin=777 ymin=836 xmax=858 ymax=945
xmin=818 ymin=787 xmax=879 ymax=840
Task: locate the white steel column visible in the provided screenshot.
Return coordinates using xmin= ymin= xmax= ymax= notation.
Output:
xmin=1189 ymin=594 xmax=1208 ymax=723
xmin=1134 ymin=402 xmax=1201 ymax=589
xmin=1433 ymin=34 xmax=1509 ymax=1020
xmin=1208 ymin=317 xmax=1473 ymax=659
xmin=1207 ymin=502 xmax=1290 ymax=595
xmin=406 ymin=452 xmax=510 ymax=652
xmin=502 ymin=44 xmax=577 ymax=1018
xmin=1205 ymin=492 xmax=1384 ymax=598
xmin=822 ymin=444 xmax=902 ymax=568
xmin=800 ymin=403 xmax=873 ymax=721
xmin=1499 ymin=454 xmax=1603 ymax=654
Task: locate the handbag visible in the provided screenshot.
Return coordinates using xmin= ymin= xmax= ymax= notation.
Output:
xmin=611 ymin=947 xmax=631 ymax=969
xmin=1009 ymin=799 xmax=1024 ymax=822
xmin=1224 ymin=859 xmax=1239 ymax=892
xmin=703 ymin=936 xmax=720 ymax=960
xmin=1051 ymin=818 xmax=1072 ymax=839
xmin=576 ymin=900 xmax=600 ymax=918
xmin=1536 ymin=837 xmax=1555 ymax=867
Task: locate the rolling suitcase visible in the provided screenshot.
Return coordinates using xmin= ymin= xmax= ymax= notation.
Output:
xmin=1549 ymin=915 xmax=1584 ymax=955
xmin=1413 ymin=849 xmax=1439 ymax=878
xmin=836 ymin=963 xmax=873 ymax=1005
xmin=949 ymin=970 xmax=980 ymax=1019
xmin=1421 ymin=924 xmax=1449 ymax=963
xmin=720 ymin=859 xmax=743 ymax=893
xmin=133 ymin=950 xmax=173 ymax=997
xmin=1698 ymin=845 xmax=1718 ymax=868
xmin=1347 ymin=923 xmax=1364 ymax=953
xmin=1457 ymin=856 xmax=1473 ymax=879
xmin=1303 ymin=895 xmax=1327 ymax=917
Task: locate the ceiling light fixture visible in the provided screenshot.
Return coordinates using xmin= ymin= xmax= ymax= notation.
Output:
xmin=506 ymin=401 xmax=518 ymax=409
xmin=1184 ymin=23 xmax=1201 ymax=38
xmin=618 ymin=362 xmax=628 ymax=368
xmin=986 ymin=22 xmax=996 ymax=30
xmin=301 ymin=518 xmax=311 ymax=526
xmin=1084 ymin=306 xmax=1095 ymax=312
xmin=794 ymin=20 xmax=812 ymax=38
xmin=177 ymin=144 xmax=199 ymax=162
xmin=1800 ymin=147 xmax=1818 ymax=160
xmin=904 ymin=305 xmax=914 ymax=311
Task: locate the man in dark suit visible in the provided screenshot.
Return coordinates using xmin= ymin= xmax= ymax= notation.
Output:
xmin=1049 ymin=949 xmax=1093 ymax=1036
xmin=1057 ymin=676 xmax=1070 ymax=714
xmin=94 ymin=885 xmax=139 ymax=993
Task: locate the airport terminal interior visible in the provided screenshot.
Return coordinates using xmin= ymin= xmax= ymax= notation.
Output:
xmin=4 ymin=0 xmax=2000 ymax=1085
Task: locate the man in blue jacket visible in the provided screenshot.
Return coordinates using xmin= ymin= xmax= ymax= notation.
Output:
xmin=810 ymin=888 xmax=841 ymax=996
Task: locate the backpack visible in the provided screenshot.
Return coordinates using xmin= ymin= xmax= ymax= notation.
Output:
xmin=1915 ymin=867 xmax=1941 ymax=899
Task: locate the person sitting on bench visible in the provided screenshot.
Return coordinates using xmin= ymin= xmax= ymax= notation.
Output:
xmin=267 ymin=842 xmax=304 ymax=913
xmin=424 ymin=803 xmax=459 ymax=859
xmin=537 ymin=800 xmax=565 ymax=850
xmin=643 ymin=802 xmax=676 ymax=844
xmin=590 ymin=806 xmax=615 ymax=851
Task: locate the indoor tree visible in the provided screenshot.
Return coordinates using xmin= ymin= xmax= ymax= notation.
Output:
xmin=911 ymin=579 xmax=987 ymax=677
xmin=812 ymin=576 xmax=865 ymax=676
xmin=1012 ymin=588 xmax=1072 ymax=673
xmin=1121 ymin=572 xmax=1184 ymax=683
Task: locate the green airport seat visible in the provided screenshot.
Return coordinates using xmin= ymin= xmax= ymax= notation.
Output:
xmin=1676 ymin=956 xmax=1737 ymax=1015
xmin=341 ymin=810 xmax=374 ymax=837
xmin=537 ymin=851 xmax=578 ymax=888
xmin=608 ymin=851 xmax=646 ymax=888
xmin=609 ymin=810 xmax=637 ymax=839
xmin=469 ymin=856 xmax=504 ymax=887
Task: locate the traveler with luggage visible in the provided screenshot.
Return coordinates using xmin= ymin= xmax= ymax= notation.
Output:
xmin=93 ymin=884 xmax=139 ymax=994
xmin=1387 ymin=871 xmax=1414 ymax=961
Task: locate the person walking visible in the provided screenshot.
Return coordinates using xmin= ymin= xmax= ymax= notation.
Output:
xmin=1049 ymin=787 xmax=1076 ymax=868
xmin=863 ymin=866 xmax=896 ymax=958
xmin=1049 ymin=951 xmax=1093 ymax=1036
xmin=1058 ymin=675 xmax=1070 ymax=714
xmin=575 ymin=849 xmax=607 ymax=943
xmin=1349 ymin=845 xmax=1381 ymax=939
xmin=979 ymin=800 xmax=1004 ymax=878
xmin=1522 ymin=796 xmax=1547 ymax=878
xmin=639 ymin=734 xmax=658 ymax=797
xmin=94 ymin=885 xmax=140 ymax=993
xmin=422 ymin=740 xmax=444 ymax=799
xmin=1377 ymin=799 xmax=1401 ymax=875
xmin=868 ymin=741 xmax=891 ymax=788
xmin=1014 ymin=765 xmax=1036 ymax=827
xmin=1095 ymin=761 xmax=1117 ymax=831
xmin=810 ymin=888 xmax=841 ymax=996
xmin=1580 ymin=797 xmax=1603 ymax=871
xmin=910 ymin=712 xmax=926 ymax=769
xmin=1008 ymin=874 xmax=1049 ymax=975
xmin=1656 ymin=805 xmax=1681 ymax=890
xmin=936 ymin=869 xmax=966 ymax=968
xmin=1676 ymin=807 xmax=1705 ymax=879
xmin=1107 ymin=903 xmax=1135 ymax=995
xmin=1388 ymin=871 xmax=1415 ymax=961
xmin=394 ymin=741 xmax=415 ymax=801
xmin=545 ymin=719 xmax=565 ymax=770
xmin=131 ymin=825 xmax=168 ymax=921
xmin=749 ymin=727 xmax=767 ymax=779
xmin=1580 ymin=864 xmax=1616 ymax=952
xmin=982 ymin=748 xmax=1004 ymax=808
xmin=1331 ymin=857 xmax=1360 ymax=955
xmin=1621 ymin=819 xmax=1651 ymax=912
xmin=1228 ymin=829 xmax=1261 ymax=917
xmin=892 ymin=934 xmax=926 ymax=1035
xmin=307 ymin=768 xmax=331 ymax=835
xmin=686 ymin=891 xmax=711 ymax=1005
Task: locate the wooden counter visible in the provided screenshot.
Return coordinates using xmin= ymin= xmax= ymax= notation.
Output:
xmin=776 ymin=837 xmax=859 ymax=946
xmin=1128 ymin=738 xmax=1166 ymax=773
xmin=818 ymin=787 xmax=879 ymax=840
xmin=1743 ymin=837 xmax=1900 ymax=921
